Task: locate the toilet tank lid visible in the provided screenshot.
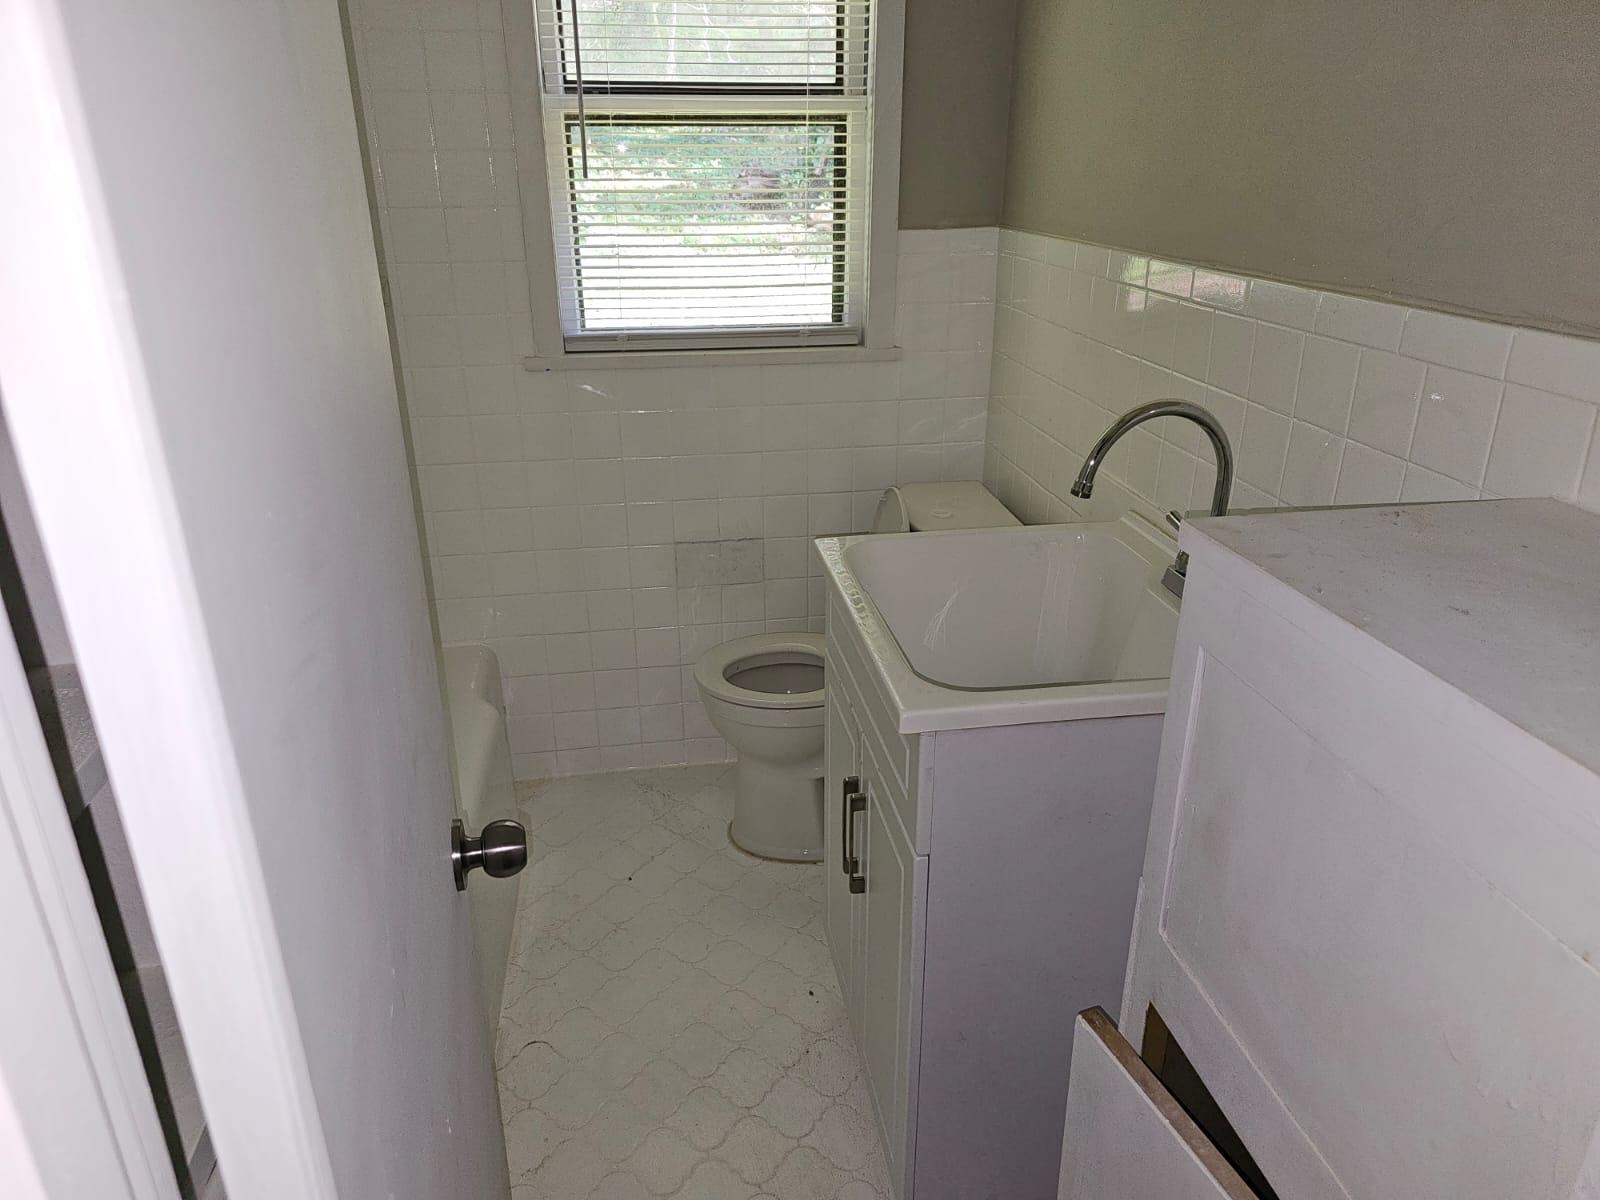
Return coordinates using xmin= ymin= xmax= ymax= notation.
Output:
xmin=893 ymin=482 xmax=1021 ymax=531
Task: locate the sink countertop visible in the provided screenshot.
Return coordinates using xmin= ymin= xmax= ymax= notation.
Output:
xmin=816 ymin=514 xmax=1181 ymax=734
xmin=1186 ymin=498 xmax=1600 ymax=785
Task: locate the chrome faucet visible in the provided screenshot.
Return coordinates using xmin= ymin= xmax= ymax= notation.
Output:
xmin=1069 ymin=399 xmax=1234 ymax=598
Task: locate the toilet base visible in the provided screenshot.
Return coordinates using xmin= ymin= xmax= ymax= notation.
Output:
xmin=728 ymin=757 xmax=824 ymax=862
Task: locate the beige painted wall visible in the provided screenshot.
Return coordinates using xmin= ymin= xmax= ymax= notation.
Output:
xmin=1003 ymin=1 xmax=1600 ymax=336
xmin=900 ymin=0 xmax=1020 ymax=228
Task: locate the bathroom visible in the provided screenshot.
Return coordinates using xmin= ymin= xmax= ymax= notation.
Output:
xmin=1 ymin=1 xmax=1597 ymax=1198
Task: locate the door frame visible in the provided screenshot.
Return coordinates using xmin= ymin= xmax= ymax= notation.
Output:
xmin=0 ymin=570 xmax=178 ymax=1199
xmin=0 ymin=2 xmax=338 ymax=1195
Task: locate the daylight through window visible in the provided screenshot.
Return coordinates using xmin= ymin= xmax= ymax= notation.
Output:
xmin=533 ymin=0 xmax=876 ymax=351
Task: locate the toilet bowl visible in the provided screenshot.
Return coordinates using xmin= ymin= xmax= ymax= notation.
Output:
xmin=694 ymin=633 xmax=826 ymax=862
xmin=695 ymin=482 xmax=1016 ymax=861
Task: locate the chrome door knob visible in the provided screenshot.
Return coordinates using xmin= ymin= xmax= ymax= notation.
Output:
xmin=451 ymin=818 xmax=527 ymax=891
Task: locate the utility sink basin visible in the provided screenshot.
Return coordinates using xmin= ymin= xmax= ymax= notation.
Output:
xmin=816 ymin=514 xmax=1182 ymax=732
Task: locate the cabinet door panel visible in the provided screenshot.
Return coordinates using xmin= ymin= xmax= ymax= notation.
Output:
xmin=1157 ymin=625 xmax=1600 ymax=1200
xmin=823 ymin=683 xmax=860 ymax=1010
xmin=861 ymin=741 xmax=919 ymax=1193
xmin=1058 ymin=1009 xmax=1251 ymax=1200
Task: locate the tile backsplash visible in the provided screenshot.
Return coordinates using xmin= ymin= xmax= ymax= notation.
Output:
xmin=984 ymin=230 xmax=1600 ymax=527
xmin=346 ymin=0 xmax=994 ymax=776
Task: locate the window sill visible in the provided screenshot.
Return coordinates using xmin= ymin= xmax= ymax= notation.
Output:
xmin=521 ymin=345 xmax=903 ymax=372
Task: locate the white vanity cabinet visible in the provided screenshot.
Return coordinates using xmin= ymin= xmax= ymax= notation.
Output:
xmin=823 ymin=585 xmax=1163 ymax=1200
xmin=1093 ymin=499 xmax=1600 ymax=1200
xmin=823 ymin=624 xmax=927 ymax=1193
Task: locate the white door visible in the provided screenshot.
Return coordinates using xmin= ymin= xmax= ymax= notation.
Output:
xmin=0 ymin=589 xmax=178 ymax=1200
xmin=0 ymin=2 xmax=509 ymax=1199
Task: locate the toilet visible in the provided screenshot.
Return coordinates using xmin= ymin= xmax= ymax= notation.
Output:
xmin=695 ymin=482 xmax=1019 ymax=862
xmin=695 ymin=633 xmax=826 ymax=861
xmin=869 ymin=480 xmax=1021 ymax=536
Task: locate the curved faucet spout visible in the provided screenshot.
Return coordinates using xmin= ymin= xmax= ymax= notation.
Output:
xmin=1070 ymin=399 xmax=1234 ymax=518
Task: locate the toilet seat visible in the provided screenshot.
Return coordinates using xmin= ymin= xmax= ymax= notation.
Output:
xmin=694 ymin=633 xmax=825 ymax=710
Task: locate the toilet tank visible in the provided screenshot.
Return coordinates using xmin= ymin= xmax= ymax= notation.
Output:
xmin=871 ymin=482 xmax=1021 ymax=534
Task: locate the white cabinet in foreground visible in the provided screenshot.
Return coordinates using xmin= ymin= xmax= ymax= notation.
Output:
xmin=1105 ymin=499 xmax=1600 ymax=1200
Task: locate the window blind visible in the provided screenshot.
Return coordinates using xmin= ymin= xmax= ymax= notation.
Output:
xmin=533 ymin=1 xmax=876 ymax=351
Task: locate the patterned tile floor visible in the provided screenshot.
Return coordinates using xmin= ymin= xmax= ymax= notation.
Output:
xmin=496 ymin=765 xmax=893 ymax=1200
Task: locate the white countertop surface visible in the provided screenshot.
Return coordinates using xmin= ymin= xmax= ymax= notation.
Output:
xmin=1187 ymin=498 xmax=1600 ymax=781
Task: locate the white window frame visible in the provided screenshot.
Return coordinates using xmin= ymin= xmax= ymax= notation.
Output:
xmin=502 ymin=0 xmax=904 ymax=367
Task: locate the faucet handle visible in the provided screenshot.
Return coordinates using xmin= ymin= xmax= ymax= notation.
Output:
xmin=1165 ymin=509 xmax=1184 ymax=532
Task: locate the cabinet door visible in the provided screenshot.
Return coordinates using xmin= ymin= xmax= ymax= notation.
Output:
xmin=1058 ymin=1009 xmax=1252 ymax=1200
xmin=823 ymin=682 xmax=860 ymax=1009
xmin=860 ymin=740 xmax=922 ymax=1195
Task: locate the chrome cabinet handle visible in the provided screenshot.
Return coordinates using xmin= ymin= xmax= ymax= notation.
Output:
xmin=841 ymin=775 xmax=866 ymax=895
xmin=840 ymin=776 xmax=859 ymax=877
xmin=847 ymin=793 xmax=866 ymax=894
xmin=451 ymin=817 xmax=527 ymax=891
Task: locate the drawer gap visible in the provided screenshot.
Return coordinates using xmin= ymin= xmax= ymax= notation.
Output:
xmin=1142 ymin=1006 xmax=1280 ymax=1200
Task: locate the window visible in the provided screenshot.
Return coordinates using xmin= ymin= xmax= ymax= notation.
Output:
xmin=527 ymin=0 xmax=891 ymax=353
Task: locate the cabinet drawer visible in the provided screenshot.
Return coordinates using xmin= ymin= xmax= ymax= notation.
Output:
xmin=1058 ymin=1009 xmax=1252 ymax=1200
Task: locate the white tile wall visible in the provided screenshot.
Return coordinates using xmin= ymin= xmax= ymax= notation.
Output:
xmin=984 ymin=230 xmax=1600 ymax=527
xmin=347 ymin=3 xmax=1600 ymax=780
xmin=345 ymin=0 xmax=995 ymax=777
